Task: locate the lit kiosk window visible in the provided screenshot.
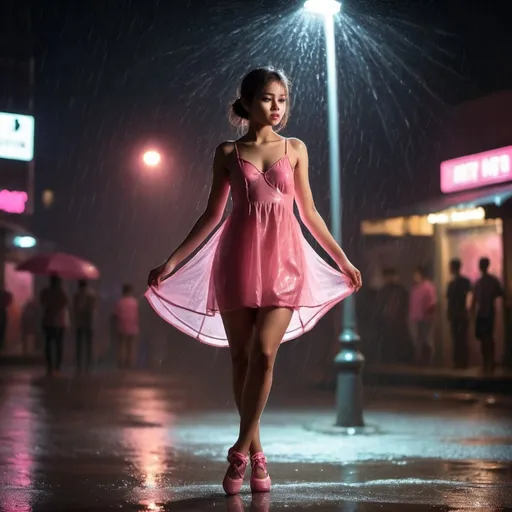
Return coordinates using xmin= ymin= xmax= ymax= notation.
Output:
xmin=0 ymin=112 xmax=35 ymax=215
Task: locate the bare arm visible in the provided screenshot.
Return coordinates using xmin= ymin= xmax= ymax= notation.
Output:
xmin=292 ymin=138 xmax=361 ymax=289
xmin=166 ymin=143 xmax=231 ymax=266
xmin=466 ymin=280 xmax=473 ymax=312
xmin=426 ymin=282 xmax=437 ymax=314
xmin=466 ymin=290 xmax=473 ymax=311
xmin=148 ymin=143 xmax=231 ymax=286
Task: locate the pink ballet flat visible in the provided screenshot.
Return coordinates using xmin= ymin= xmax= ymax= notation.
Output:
xmin=222 ymin=449 xmax=248 ymax=495
xmin=250 ymin=452 xmax=271 ymax=493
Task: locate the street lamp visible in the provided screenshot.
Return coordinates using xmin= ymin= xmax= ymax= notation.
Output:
xmin=303 ymin=0 xmax=366 ymax=430
xmin=304 ymin=0 xmax=341 ymax=16
xmin=142 ymin=150 xmax=161 ymax=167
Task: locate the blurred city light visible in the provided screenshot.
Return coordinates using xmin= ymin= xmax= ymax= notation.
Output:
xmin=427 ymin=207 xmax=485 ymax=224
xmin=142 ymin=150 xmax=161 ymax=167
xmin=13 ymin=235 xmax=36 ymax=248
xmin=303 ymin=0 xmax=341 ymax=16
xmin=42 ymin=189 xmax=54 ymax=208
xmin=0 ymin=189 xmax=28 ymax=213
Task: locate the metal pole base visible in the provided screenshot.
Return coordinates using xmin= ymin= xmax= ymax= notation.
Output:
xmin=335 ymin=368 xmax=365 ymax=427
xmin=334 ymin=327 xmax=365 ymax=428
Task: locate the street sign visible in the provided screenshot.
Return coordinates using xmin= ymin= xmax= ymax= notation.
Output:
xmin=441 ymin=146 xmax=512 ymax=193
xmin=0 ymin=112 xmax=35 ymax=162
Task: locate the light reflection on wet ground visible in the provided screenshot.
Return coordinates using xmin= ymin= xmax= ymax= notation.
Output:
xmin=0 ymin=369 xmax=511 ymax=511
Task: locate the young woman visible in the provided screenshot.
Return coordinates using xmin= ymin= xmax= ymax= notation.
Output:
xmin=146 ymin=67 xmax=362 ymax=495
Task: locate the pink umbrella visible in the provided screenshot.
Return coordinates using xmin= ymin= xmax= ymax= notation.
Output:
xmin=17 ymin=252 xmax=100 ymax=280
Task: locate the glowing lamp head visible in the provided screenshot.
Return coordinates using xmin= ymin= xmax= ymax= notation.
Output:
xmin=142 ymin=150 xmax=161 ymax=167
xmin=303 ymin=0 xmax=341 ymax=16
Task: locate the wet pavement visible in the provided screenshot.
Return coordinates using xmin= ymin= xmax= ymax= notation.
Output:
xmin=0 ymin=367 xmax=511 ymax=511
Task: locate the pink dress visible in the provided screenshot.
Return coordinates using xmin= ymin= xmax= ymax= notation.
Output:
xmin=114 ymin=296 xmax=140 ymax=336
xmin=145 ymin=139 xmax=354 ymax=347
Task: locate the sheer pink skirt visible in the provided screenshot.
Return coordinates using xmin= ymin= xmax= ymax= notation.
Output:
xmin=146 ymin=204 xmax=354 ymax=347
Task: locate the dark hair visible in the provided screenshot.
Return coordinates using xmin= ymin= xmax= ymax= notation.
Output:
xmin=122 ymin=283 xmax=133 ymax=296
xmin=50 ymin=274 xmax=61 ymax=287
xmin=414 ymin=265 xmax=428 ymax=279
xmin=449 ymin=258 xmax=461 ymax=273
xmin=479 ymin=257 xmax=490 ymax=272
xmin=230 ymin=67 xmax=291 ymax=131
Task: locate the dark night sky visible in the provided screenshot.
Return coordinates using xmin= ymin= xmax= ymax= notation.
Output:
xmin=9 ymin=0 xmax=512 ymax=300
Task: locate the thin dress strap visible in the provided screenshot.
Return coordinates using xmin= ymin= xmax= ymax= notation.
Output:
xmin=233 ymin=141 xmax=240 ymax=160
xmin=284 ymin=138 xmax=288 ymax=155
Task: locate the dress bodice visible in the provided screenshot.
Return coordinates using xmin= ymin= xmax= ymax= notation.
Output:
xmin=229 ymin=143 xmax=295 ymax=211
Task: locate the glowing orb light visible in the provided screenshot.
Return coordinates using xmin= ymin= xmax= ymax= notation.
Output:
xmin=142 ymin=150 xmax=161 ymax=167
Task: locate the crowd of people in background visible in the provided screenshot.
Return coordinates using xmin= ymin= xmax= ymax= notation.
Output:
xmin=0 ymin=286 xmax=13 ymax=353
xmin=0 ymin=258 xmax=505 ymax=375
xmin=376 ymin=257 xmax=503 ymax=373
xmin=29 ymin=277 xmax=140 ymax=377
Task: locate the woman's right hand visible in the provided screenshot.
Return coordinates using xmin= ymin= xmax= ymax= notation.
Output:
xmin=147 ymin=260 xmax=175 ymax=288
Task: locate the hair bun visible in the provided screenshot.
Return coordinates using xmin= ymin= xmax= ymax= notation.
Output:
xmin=232 ymin=98 xmax=249 ymax=120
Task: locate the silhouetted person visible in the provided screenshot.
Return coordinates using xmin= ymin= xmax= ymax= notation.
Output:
xmin=114 ymin=284 xmax=139 ymax=369
xmin=73 ymin=280 xmax=97 ymax=373
xmin=40 ymin=275 xmax=70 ymax=376
xmin=409 ymin=266 xmax=437 ymax=365
xmin=21 ymin=298 xmax=38 ymax=355
xmin=377 ymin=268 xmax=411 ymax=364
xmin=473 ymin=257 xmax=503 ymax=373
xmin=447 ymin=259 xmax=472 ymax=369
xmin=0 ymin=286 xmax=13 ymax=352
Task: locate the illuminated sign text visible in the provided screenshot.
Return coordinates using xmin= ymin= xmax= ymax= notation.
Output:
xmin=440 ymin=146 xmax=512 ymax=193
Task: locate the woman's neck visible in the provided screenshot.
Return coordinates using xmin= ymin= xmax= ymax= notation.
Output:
xmin=243 ymin=124 xmax=279 ymax=144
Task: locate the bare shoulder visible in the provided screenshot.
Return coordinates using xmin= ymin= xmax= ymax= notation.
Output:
xmin=287 ymin=137 xmax=308 ymax=156
xmin=287 ymin=138 xmax=308 ymax=170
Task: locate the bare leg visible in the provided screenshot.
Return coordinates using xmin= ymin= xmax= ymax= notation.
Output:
xmin=126 ymin=335 xmax=134 ymax=369
xmin=232 ymin=307 xmax=293 ymax=457
xmin=222 ymin=308 xmax=262 ymax=455
xmin=22 ymin=331 xmax=28 ymax=355
xmin=117 ymin=335 xmax=125 ymax=369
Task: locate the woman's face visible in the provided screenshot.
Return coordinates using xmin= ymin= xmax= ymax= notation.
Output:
xmin=244 ymin=80 xmax=287 ymax=127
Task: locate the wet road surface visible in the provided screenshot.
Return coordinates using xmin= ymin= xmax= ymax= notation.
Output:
xmin=0 ymin=368 xmax=511 ymax=511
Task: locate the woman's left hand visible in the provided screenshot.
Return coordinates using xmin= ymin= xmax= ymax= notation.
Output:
xmin=340 ymin=261 xmax=362 ymax=291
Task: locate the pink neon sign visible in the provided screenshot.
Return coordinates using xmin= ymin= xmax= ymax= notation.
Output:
xmin=0 ymin=190 xmax=28 ymax=214
xmin=440 ymin=146 xmax=512 ymax=193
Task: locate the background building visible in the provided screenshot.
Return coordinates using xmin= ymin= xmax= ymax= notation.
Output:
xmin=361 ymin=91 xmax=512 ymax=369
xmin=0 ymin=0 xmax=37 ymax=354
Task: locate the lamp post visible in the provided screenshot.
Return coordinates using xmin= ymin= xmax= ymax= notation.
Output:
xmin=303 ymin=0 xmax=366 ymax=429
